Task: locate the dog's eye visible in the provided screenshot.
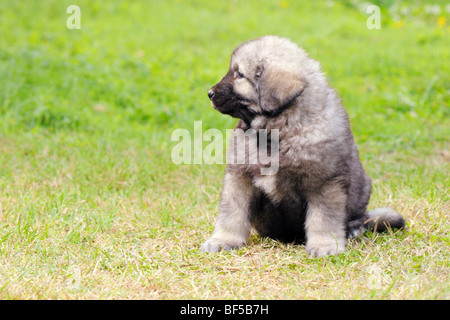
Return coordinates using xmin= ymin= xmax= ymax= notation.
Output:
xmin=235 ymin=71 xmax=245 ymax=79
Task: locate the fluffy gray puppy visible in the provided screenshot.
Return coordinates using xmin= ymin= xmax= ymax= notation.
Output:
xmin=202 ymin=36 xmax=404 ymax=257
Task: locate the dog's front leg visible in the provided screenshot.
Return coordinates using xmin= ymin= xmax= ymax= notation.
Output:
xmin=201 ymin=172 xmax=254 ymax=253
xmin=305 ymin=183 xmax=347 ymax=257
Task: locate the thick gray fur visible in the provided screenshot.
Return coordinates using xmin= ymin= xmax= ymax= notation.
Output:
xmin=202 ymin=36 xmax=405 ymax=257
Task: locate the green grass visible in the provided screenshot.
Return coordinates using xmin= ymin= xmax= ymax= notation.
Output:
xmin=0 ymin=0 xmax=448 ymax=299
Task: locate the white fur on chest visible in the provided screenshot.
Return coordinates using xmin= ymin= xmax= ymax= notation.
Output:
xmin=252 ymin=175 xmax=282 ymax=202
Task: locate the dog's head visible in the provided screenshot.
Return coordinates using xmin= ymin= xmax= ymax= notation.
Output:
xmin=208 ymin=36 xmax=309 ymax=124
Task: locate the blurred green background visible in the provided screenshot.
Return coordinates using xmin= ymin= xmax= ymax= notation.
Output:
xmin=1 ymin=1 xmax=448 ymax=138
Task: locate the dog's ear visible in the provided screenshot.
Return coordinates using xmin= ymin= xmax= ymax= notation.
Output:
xmin=257 ymin=65 xmax=306 ymax=115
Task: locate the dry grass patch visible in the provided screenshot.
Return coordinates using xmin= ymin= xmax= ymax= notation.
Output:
xmin=0 ymin=142 xmax=449 ymax=299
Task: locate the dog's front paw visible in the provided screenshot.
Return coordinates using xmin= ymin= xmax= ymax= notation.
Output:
xmin=201 ymin=237 xmax=245 ymax=253
xmin=306 ymin=237 xmax=345 ymax=257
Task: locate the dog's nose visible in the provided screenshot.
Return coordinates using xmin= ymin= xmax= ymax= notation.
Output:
xmin=208 ymin=90 xmax=215 ymax=100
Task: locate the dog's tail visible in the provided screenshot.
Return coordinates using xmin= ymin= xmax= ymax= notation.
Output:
xmin=365 ymin=207 xmax=405 ymax=232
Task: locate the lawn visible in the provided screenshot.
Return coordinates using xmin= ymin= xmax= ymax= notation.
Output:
xmin=0 ymin=0 xmax=448 ymax=299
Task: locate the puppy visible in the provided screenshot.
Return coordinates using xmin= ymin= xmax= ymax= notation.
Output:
xmin=202 ymin=36 xmax=404 ymax=257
